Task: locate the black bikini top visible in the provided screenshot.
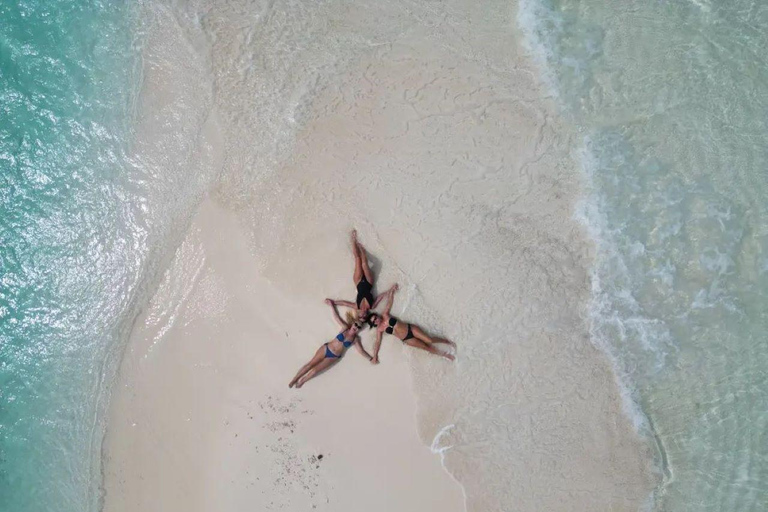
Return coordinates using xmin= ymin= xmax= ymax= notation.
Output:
xmin=385 ymin=316 xmax=397 ymax=334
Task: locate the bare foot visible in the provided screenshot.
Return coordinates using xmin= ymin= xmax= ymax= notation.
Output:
xmin=288 ymin=381 xmax=295 ymax=388
xmin=296 ymin=381 xmax=304 ymax=389
xmin=350 ymin=229 xmax=358 ymax=244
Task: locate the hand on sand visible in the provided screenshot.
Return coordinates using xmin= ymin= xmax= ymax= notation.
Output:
xmin=350 ymin=229 xmax=358 ymax=244
xmin=325 ymin=298 xmax=333 ymax=305
xmin=371 ymin=357 xmax=379 ymax=365
xmin=392 ymin=283 xmax=399 ymax=292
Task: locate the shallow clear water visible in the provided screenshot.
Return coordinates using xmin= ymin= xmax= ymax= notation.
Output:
xmin=0 ymin=2 xmax=142 ymax=510
xmin=519 ymin=0 xmax=768 ymax=509
xmin=1 ymin=0 xmax=224 ymax=508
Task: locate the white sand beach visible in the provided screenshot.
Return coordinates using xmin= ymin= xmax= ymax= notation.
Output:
xmin=103 ymin=201 xmax=465 ymax=512
xmin=102 ymin=1 xmax=656 ymax=511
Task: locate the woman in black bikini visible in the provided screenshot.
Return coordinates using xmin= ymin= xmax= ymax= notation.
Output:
xmin=368 ymin=285 xmax=456 ymax=363
xmin=328 ymin=230 xmax=395 ymax=320
xmin=288 ymin=300 xmax=374 ymax=389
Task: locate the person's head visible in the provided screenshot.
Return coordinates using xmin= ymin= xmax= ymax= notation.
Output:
xmin=351 ymin=320 xmax=364 ymax=334
xmin=366 ymin=313 xmax=381 ymax=328
xmin=345 ymin=310 xmax=359 ymax=325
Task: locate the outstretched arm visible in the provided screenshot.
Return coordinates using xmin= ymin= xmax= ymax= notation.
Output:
xmin=382 ymin=285 xmax=399 ymax=316
xmin=371 ymin=330 xmax=383 ymax=364
xmin=353 ymin=336 xmax=373 ymax=362
xmin=328 ymin=298 xmax=356 ymax=309
xmin=372 ymin=283 xmax=398 ymax=310
xmin=325 ymin=299 xmax=349 ymax=329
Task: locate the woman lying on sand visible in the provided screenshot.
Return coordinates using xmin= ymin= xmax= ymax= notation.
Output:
xmin=328 ymin=230 xmax=394 ymax=318
xmin=288 ymin=300 xmax=373 ymax=389
xmin=368 ymin=285 xmax=456 ymax=363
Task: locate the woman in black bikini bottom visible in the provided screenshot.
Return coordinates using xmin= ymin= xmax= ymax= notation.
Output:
xmin=368 ymin=284 xmax=456 ymax=363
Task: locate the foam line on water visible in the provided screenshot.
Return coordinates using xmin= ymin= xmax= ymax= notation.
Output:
xmin=517 ymin=0 xmax=657 ymax=435
xmin=430 ymin=424 xmax=468 ymax=511
xmin=430 ymin=423 xmax=456 ymax=460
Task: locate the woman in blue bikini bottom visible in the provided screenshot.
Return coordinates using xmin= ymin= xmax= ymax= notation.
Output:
xmin=288 ymin=300 xmax=373 ymax=389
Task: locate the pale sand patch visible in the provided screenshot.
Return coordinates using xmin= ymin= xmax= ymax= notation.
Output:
xmin=102 ymin=200 xmax=465 ymax=512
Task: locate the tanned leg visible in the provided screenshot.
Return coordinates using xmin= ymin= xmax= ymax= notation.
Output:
xmin=296 ymin=357 xmax=340 ymax=388
xmin=351 ymin=230 xmax=364 ymax=284
xmin=404 ymin=337 xmax=455 ymax=361
xmin=411 ymin=325 xmax=456 ymax=348
xmin=289 ymin=346 xmax=326 ymax=388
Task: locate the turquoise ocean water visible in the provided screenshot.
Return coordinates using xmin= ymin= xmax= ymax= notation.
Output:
xmin=519 ymin=0 xmax=768 ymax=510
xmin=0 ymin=2 xmax=141 ymax=511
